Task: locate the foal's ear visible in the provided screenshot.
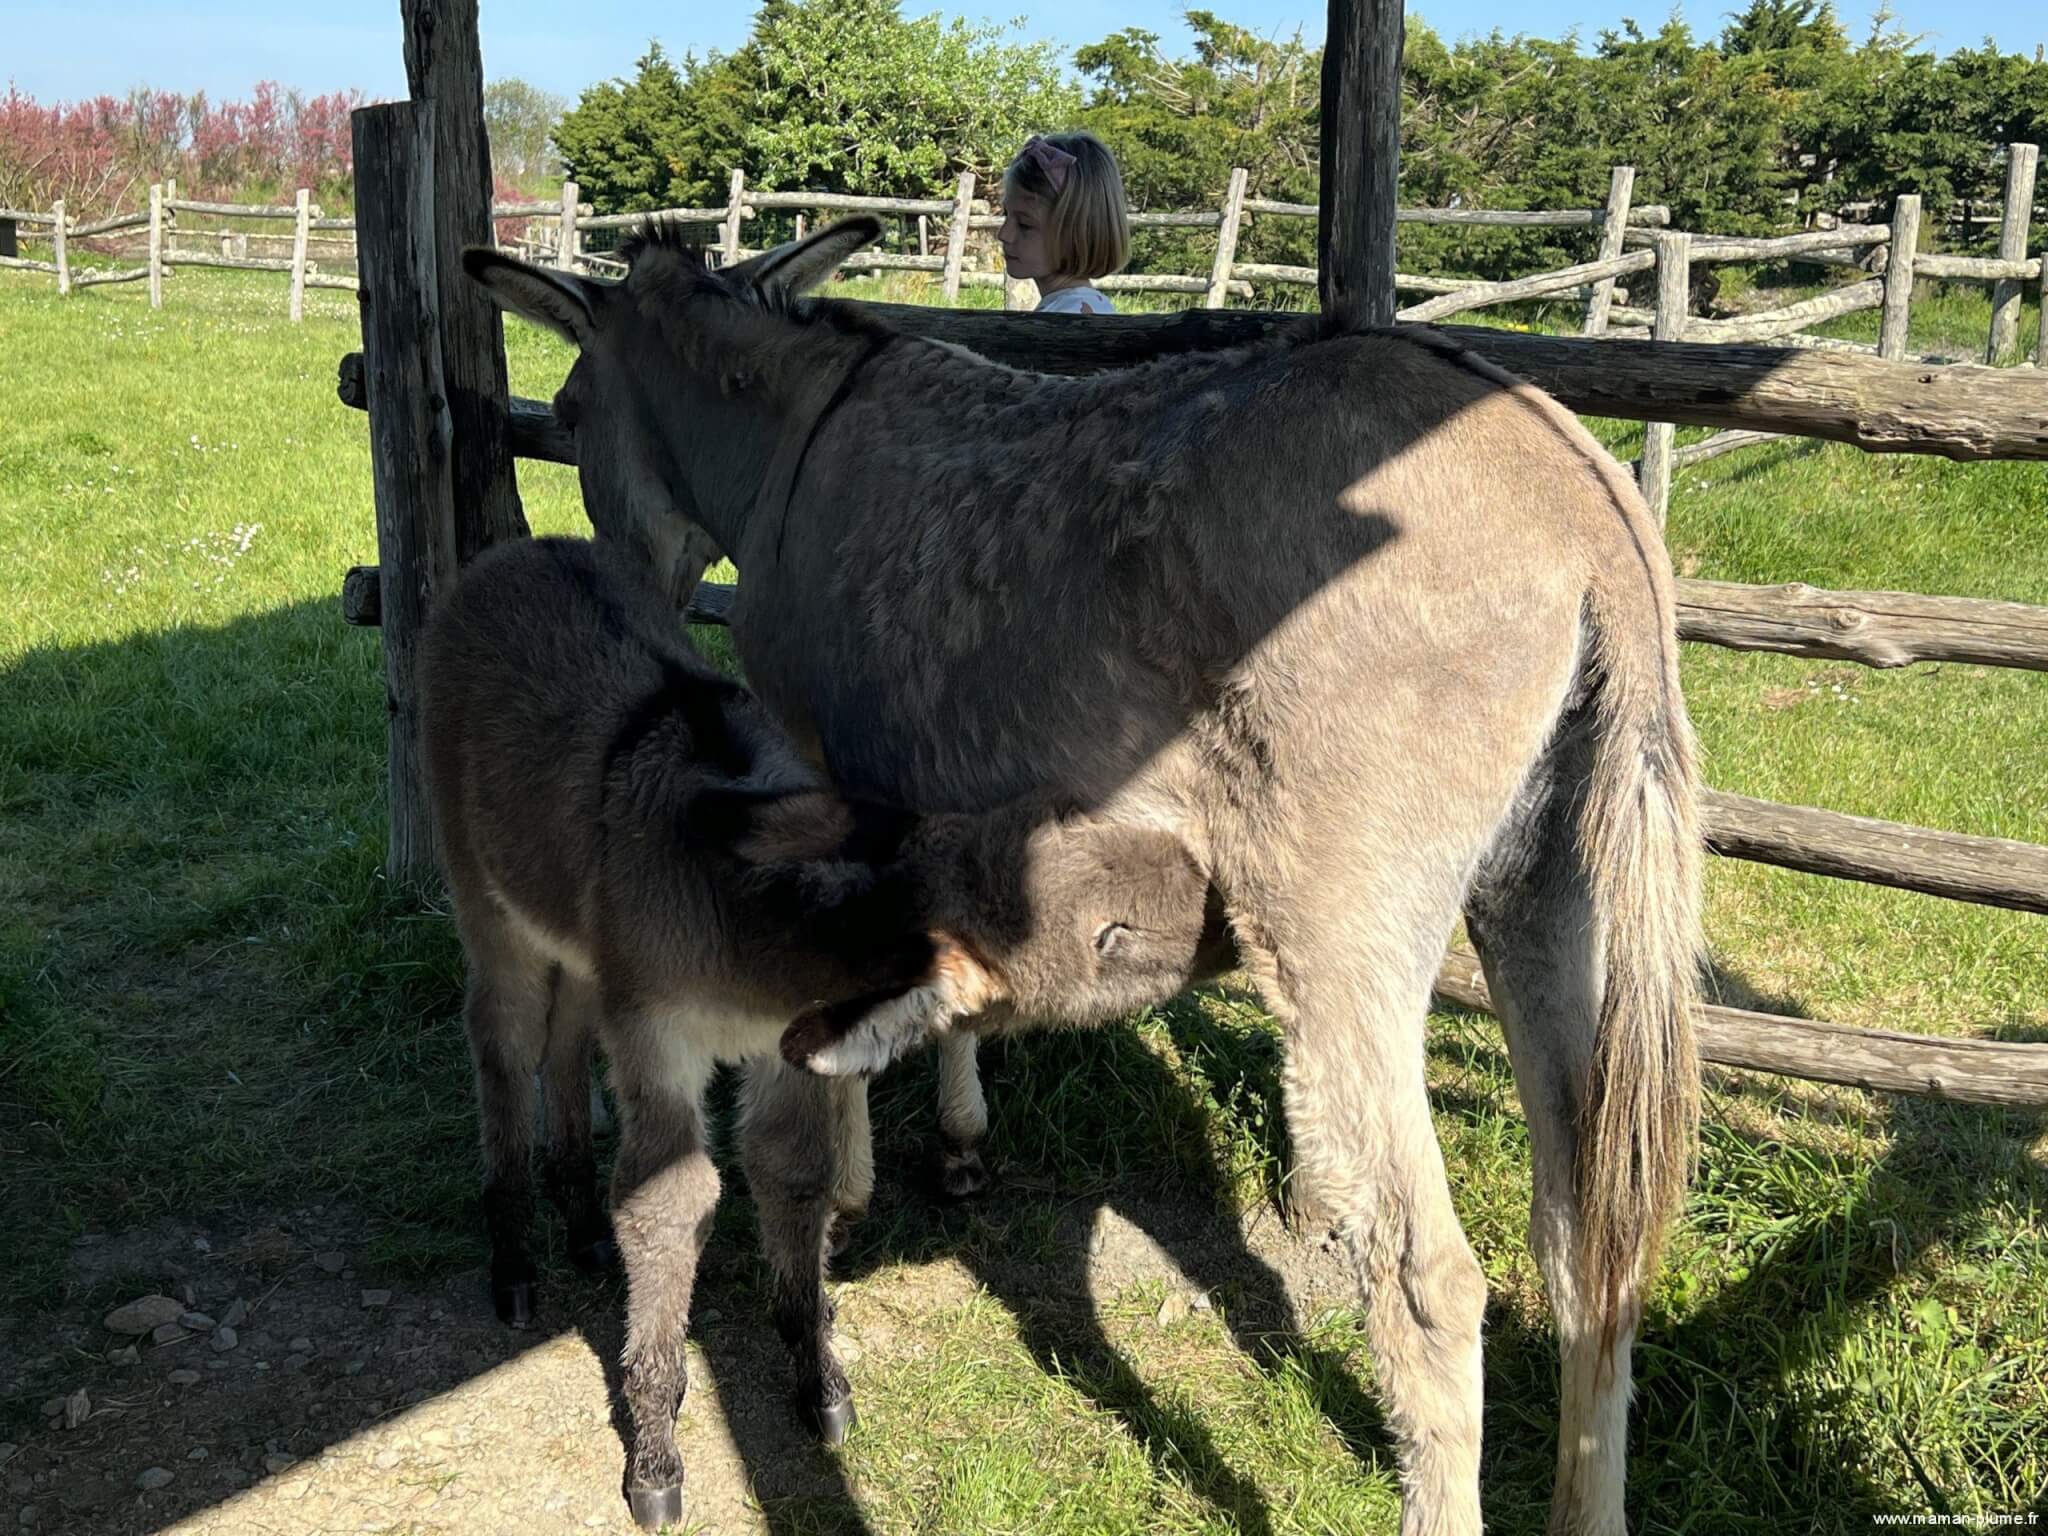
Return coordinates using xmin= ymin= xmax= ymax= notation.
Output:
xmin=731 ymin=216 xmax=884 ymax=302
xmin=462 ymin=248 xmax=600 ymax=347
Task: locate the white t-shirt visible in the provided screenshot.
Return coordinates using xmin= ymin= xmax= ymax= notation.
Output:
xmin=1035 ymin=284 xmax=1116 ymax=315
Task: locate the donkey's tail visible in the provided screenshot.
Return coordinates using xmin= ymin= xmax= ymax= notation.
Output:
xmin=1577 ymin=531 xmax=1705 ymax=1369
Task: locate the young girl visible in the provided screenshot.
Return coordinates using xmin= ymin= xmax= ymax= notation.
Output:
xmin=997 ymin=132 xmax=1130 ymax=314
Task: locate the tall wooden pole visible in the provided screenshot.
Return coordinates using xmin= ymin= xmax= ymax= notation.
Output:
xmin=353 ymin=100 xmax=458 ymax=878
xmin=1318 ymin=0 xmax=1403 ymax=327
xmin=400 ymin=0 xmax=527 ymax=564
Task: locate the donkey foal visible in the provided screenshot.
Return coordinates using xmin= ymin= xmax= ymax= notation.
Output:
xmin=421 ymin=535 xmax=1209 ymax=1528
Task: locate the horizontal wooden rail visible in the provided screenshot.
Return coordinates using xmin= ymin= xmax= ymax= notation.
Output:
xmin=0 ymin=206 xmax=63 ymax=226
xmin=1432 ymin=947 xmax=2048 ymax=1108
xmin=1703 ymin=789 xmax=2048 ymax=913
xmin=577 ymin=208 xmax=731 ymax=231
xmin=302 ymin=273 xmax=359 ymax=292
xmin=1914 ymin=253 xmax=2044 ymax=280
xmin=71 ymin=265 xmax=152 ymax=287
xmin=1683 ymin=280 xmax=1884 ymax=344
xmin=68 ymin=210 xmax=152 ymax=238
xmin=1628 ymin=225 xmax=1889 ymax=261
xmin=1399 ymin=251 xmax=1657 ymax=322
xmin=1673 ymin=428 xmax=1788 ymax=467
xmin=1241 ymin=198 xmax=1671 ymax=227
xmin=167 ymin=198 xmax=305 ymax=219
xmin=0 ymin=254 xmax=59 ymax=274
xmin=165 ymin=251 xmax=311 ymax=274
xmin=750 ymin=190 xmax=959 ymax=216
xmin=308 ymin=216 xmax=357 ymax=232
xmin=1677 ymin=577 xmax=2048 ymax=670
xmin=338 ymin=309 xmax=2048 ymax=462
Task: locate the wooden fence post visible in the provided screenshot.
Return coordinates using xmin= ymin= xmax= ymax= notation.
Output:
xmin=1638 ymin=231 xmax=1690 ymax=522
xmin=557 ymin=178 xmax=579 ymax=270
xmin=289 ymin=188 xmax=311 ymax=321
xmin=1319 ymin=0 xmax=1402 ymax=327
xmin=51 ymin=200 xmax=67 ymax=296
xmin=401 ymin=0 xmax=528 ymax=563
xmin=1206 ymin=166 xmax=1249 ymax=309
xmin=942 ymin=171 xmax=974 ymax=302
xmin=147 ymin=184 xmax=164 ymax=308
xmin=722 ymin=168 xmax=746 ymax=266
xmin=1987 ymin=142 xmax=2039 ymax=363
xmin=1583 ymin=164 xmax=1636 ymax=335
xmin=1879 ymin=193 xmax=1921 ymax=361
xmin=352 ymin=99 xmax=458 ymax=879
xmin=917 ymin=213 xmax=929 ymax=257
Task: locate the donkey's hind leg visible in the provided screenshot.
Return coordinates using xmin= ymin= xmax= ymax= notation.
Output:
xmin=541 ymin=970 xmax=615 ymax=1274
xmin=1234 ymin=873 xmax=1487 ymax=1536
xmin=459 ymin=909 xmax=556 ymax=1330
xmin=930 ymin=1032 xmax=991 ymax=1199
xmin=740 ymin=1057 xmax=858 ymax=1443
xmin=605 ymin=1026 xmax=719 ymax=1530
xmin=1467 ymin=722 xmax=1633 ymax=1536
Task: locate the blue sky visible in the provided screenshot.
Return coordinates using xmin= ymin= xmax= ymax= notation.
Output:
xmin=0 ymin=0 xmax=2039 ymax=105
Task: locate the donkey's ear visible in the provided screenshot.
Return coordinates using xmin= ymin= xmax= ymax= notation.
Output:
xmin=462 ymin=247 xmax=599 ymax=347
xmin=731 ymin=216 xmax=884 ymax=302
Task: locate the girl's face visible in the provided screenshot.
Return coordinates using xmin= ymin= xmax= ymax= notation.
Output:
xmin=998 ymin=191 xmax=1054 ymax=280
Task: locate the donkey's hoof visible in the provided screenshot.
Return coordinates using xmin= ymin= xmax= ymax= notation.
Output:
xmin=807 ymin=1392 xmax=858 ymax=1446
xmin=930 ymin=1142 xmax=991 ymax=1202
xmin=494 ymin=1279 xmax=537 ymax=1330
xmin=626 ymin=1482 xmax=683 ymax=1531
xmin=570 ymin=1234 xmax=619 ymax=1273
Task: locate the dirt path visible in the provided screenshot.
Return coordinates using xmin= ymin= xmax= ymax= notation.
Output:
xmin=3 ymin=1186 xmax=1356 ymax=1534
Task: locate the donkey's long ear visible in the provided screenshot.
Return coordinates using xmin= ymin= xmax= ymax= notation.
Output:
xmin=731 ymin=216 xmax=884 ymax=303
xmin=462 ymin=247 xmax=599 ymax=347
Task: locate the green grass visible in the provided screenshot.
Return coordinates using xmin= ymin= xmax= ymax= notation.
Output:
xmin=1 ymin=263 xmax=2044 ymax=1531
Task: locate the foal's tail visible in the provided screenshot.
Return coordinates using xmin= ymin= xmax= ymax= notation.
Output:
xmin=1577 ymin=519 xmax=1705 ymax=1369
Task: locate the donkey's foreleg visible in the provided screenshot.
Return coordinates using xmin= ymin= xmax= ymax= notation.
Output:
xmin=541 ymin=970 xmax=615 ymax=1274
xmin=461 ymin=927 xmax=556 ymax=1330
xmin=827 ymin=1075 xmax=874 ymax=1252
xmin=1243 ymin=899 xmax=1486 ymax=1536
xmin=607 ymin=1036 xmax=718 ymax=1531
xmin=931 ymin=1031 xmax=991 ymax=1199
xmin=739 ymin=1057 xmax=857 ymax=1444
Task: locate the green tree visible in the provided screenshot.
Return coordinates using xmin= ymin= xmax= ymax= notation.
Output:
xmin=552 ymin=44 xmax=697 ymax=212
xmin=483 ymin=78 xmax=567 ymax=183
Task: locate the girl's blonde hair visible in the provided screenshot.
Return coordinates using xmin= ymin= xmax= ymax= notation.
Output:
xmin=1002 ymin=131 xmax=1130 ymax=281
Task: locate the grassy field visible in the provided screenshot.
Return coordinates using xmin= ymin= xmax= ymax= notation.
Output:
xmin=1 ymin=261 xmax=2044 ymax=1533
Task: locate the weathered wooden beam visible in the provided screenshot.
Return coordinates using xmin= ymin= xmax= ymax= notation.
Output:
xmin=1671 ymin=428 xmax=1787 ymax=467
xmin=1878 ymin=195 xmax=1921 ymax=362
xmin=338 ymin=303 xmax=2048 ymax=461
xmin=1399 ymin=250 xmax=1656 ymax=324
xmin=1583 ymin=165 xmax=1635 ymax=336
xmin=1677 ymin=577 xmax=2048 ymax=671
xmin=1433 ymin=947 xmax=2048 ymax=1109
xmin=1319 ymin=0 xmax=1402 ymax=327
xmin=1987 ymin=143 xmax=2039 ymax=364
xmin=401 ymin=0 xmax=527 ymax=560
xmin=1703 ymin=789 xmax=2048 ymax=914
xmin=352 ymin=99 xmax=457 ymax=879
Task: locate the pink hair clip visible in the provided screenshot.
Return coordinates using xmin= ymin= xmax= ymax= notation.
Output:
xmin=1020 ymin=135 xmax=1077 ymax=195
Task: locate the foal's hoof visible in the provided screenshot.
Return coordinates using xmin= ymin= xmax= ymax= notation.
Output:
xmin=494 ymin=1278 xmax=537 ymax=1330
xmin=930 ymin=1141 xmax=991 ymax=1202
xmin=570 ymin=1234 xmax=619 ymax=1273
xmin=807 ymin=1392 xmax=858 ymax=1447
xmin=625 ymin=1482 xmax=683 ymax=1531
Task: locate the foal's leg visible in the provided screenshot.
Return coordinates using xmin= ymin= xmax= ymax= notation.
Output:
xmin=605 ymin=1027 xmax=719 ymax=1530
xmin=1237 ymin=878 xmax=1487 ymax=1536
xmin=541 ymin=970 xmax=614 ymax=1273
xmin=459 ymin=912 xmax=555 ymax=1329
xmin=739 ymin=1057 xmax=858 ymax=1442
xmin=1468 ymin=728 xmax=1634 ymax=1536
xmin=931 ymin=1032 xmax=991 ymax=1198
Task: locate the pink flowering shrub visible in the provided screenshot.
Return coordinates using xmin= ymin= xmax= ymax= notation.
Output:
xmin=0 ymin=81 xmax=364 ymax=220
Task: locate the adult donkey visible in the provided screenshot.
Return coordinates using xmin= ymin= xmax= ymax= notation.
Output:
xmin=465 ymin=218 xmax=1702 ymax=1536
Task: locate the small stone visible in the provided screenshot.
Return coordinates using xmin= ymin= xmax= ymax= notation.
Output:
xmin=106 ymin=1346 xmax=139 ymax=1367
xmin=343 ymin=1360 xmax=365 ymax=1377
xmin=62 ymin=1390 xmax=89 ymax=1430
xmin=836 ymin=1337 xmax=863 ymax=1365
xmin=103 ymin=1296 xmax=183 ymax=1336
xmin=187 ymin=1448 xmax=208 ymax=1461
xmin=166 ymin=1370 xmax=200 ymax=1386
xmin=313 ymin=1252 xmax=345 ymax=1274
xmin=360 ymin=1290 xmax=391 ymax=1309
xmin=178 ymin=1312 xmax=215 ymax=1332
xmin=288 ymin=1337 xmax=312 ymax=1354
xmin=179 ymin=1283 xmax=197 ymax=1307
xmin=282 ymin=1354 xmax=310 ymax=1373
xmin=1155 ymin=1293 xmax=1191 ymax=1328
xmin=135 ymin=1468 xmax=173 ymax=1492
xmin=210 ymin=1327 xmax=238 ymax=1353
xmin=220 ymin=1300 xmax=248 ymax=1330
xmin=1191 ymin=1291 xmax=1214 ymax=1312
xmin=372 ymin=1450 xmax=400 ymax=1470
xmin=18 ymin=1503 xmax=36 ymax=1527
xmin=38 ymin=1399 xmax=63 ymax=1420
xmin=150 ymin=1324 xmax=189 ymax=1346
xmin=263 ymin=1454 xmax=296 ymax=1475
